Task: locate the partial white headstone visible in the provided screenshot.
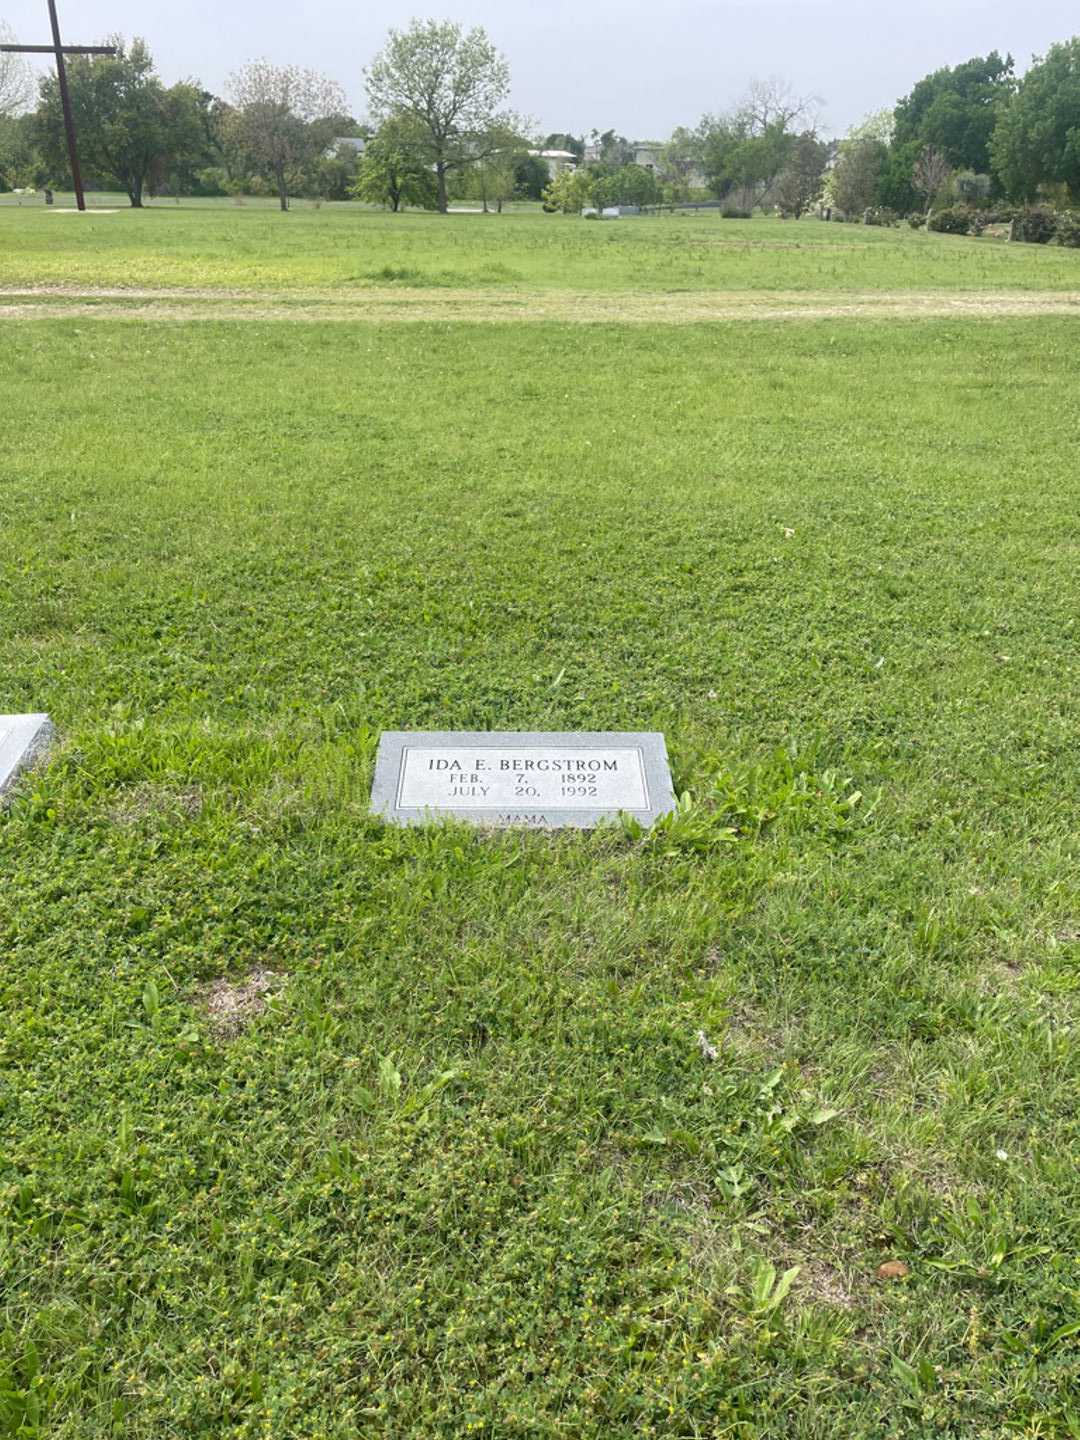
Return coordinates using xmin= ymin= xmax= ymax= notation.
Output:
xmin=371 ymin=731 xmax=676 ymax=829
xmin=0 ymin=714 xmax=54 ymax=798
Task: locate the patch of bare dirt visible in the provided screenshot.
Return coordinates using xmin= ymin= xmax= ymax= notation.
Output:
xmin=109 ymin=782 xmax=203 ymax=825
xmin=0 ymin=282 xmax=269 ymax=299
xmin=1 ymin=286 xmax=1079 ymax=325
xmin=677 ymin=1209 xmax=729 ymax=1275
xmin=644 ymin=1179 xmax=714 ymax=1215
xmin=199 ymin=967 xmax=280 ymax=1038
xmin=718 ymin=997 xmax=788 ymax=1062
xmin=977 ymin=954 xmax=1027 ymax=994
xmin=799 ymin=1261 xmax=858 ymax=1308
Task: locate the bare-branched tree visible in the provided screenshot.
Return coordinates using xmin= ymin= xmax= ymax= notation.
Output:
xmin=737 ymin=76 xmax=821 ymax=137
xmin=0 ymin=21 xmax=34 ymax=118
xmin=228 ymin=61 xmax=347 ymax=211
xmin=912 ymin=144 xmax=953 ymax=219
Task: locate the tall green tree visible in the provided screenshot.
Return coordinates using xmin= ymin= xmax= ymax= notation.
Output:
xmin=365 ymin=20 xmax=512 ymax=214
xmin=698 ymin=116 xmax=743 ymax=199
xmin=875 ymin=139 xmax=922 ymax=213
xmin=351 ymin=116 xmax=435 ymax=211
xmin=34 ymin=37 xmax=209 ymax=206
xmin=0 ymin=112 xmax=46 ymax=191
xmin=991 ymin=38 xmax=1080 ymax=202
xmin=148 ymin=85 xmax=220 ymax=196
xmin=592 ymin=163 xmax=661 ymax=208
xmin=774 ymin=131 xmax=828 ymax=217
xmin=310 ymin=139 xmax=364 ymax=202
xmin=701 ymin=119 xmax=796 ymax=207
xmin=699 ymin=80 xmax=816 ymax=207
xmin=830 ymin=136 xmax=888 ymax=215
xmin=513 ymin=153 xmax=551 ymax=200
xmin=659 ymin=126 xmax=704 ymax=200
xmin=455 ymin=118 xmax=531 ymax=212
xmin=891 ymin=53 xmax=1014 ymax=199
xmin=825 ymin=111 xmax=892 ymax=216
xmin=541 ymin=165 xmax=595 ymax=213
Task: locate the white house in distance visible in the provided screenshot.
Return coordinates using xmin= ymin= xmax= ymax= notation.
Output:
xmin=580 ymin=138 xmax=708 ymax=190
xmin=581 ymin=139 xmax=664 ymax=168
xmin=631 ymin=142 xmax=664 ymax=170
xmin=530 ymin=149 xmax=578 ymax=179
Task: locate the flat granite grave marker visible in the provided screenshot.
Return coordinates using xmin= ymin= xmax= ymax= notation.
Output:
xmin=372 ymin=731 xmax=676 ymax=829
xmin=0 ymin=714 xmax=54 ymax=799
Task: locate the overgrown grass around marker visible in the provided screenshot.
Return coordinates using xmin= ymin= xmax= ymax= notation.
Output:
xmin=0 ymin=218 xmax=1078 ymax=1437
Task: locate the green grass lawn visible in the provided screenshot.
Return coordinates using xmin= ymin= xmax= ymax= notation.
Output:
xmin=1 ymin=210 xmax=1079 ymax=1437
xmin=3 ymin=202 xmax=1080 ymax=293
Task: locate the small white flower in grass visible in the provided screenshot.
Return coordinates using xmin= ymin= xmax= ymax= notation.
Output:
xmin=696 ymin=1030 xmax=718 ymax=1062
xmin=995 ymin=1148 xmax=1008 ymax=1162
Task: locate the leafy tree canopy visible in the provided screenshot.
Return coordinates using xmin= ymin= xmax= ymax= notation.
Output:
xmin=541 ymin=165 xmax=593 ymax=213
xmin=594 ymin=163 xmax=661 ymax=208
xmin=365 ymin=20 xmax=511 ymax=213
xmin=34 ymin=37 xmax=210 ymax=205
xmin=991 ymin=38 xmax=1080 ymax=202
xmin=774 ymin=131 xmax=829 ymax=216
xmin=894 ymin=52 xmax=1015 ymax=175
xmin=697 ymin=79 xmax=817 ymax=204
xmin=351 ymin=114 xmax=436 ymax=211
xmin=514 ymin=152 xmax=552 ymax=200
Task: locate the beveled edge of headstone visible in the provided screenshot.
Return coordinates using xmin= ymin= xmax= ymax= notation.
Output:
xmin=370 ymin=730 xmax=677 ymax=830
xmin=0 ymin=714 xmax=55 ymax=800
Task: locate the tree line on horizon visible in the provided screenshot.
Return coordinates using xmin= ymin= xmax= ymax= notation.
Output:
xmin=1 ymin=18 xmax=1078 ymax=220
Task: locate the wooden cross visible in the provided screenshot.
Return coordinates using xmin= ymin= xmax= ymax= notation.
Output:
xmin=0 ymin=0 xmax=116 ymax=211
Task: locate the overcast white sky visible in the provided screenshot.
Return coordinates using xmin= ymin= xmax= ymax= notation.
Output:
xmin=3 ymin=0 xmax=1077 ymax=138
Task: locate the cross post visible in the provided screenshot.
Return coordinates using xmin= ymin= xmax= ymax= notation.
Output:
xmin=0 ymin=0 xmax=116 ymax=211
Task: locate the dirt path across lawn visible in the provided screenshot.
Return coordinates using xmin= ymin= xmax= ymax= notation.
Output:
xmin=2 ymin=284 xmax=1079 ymax=324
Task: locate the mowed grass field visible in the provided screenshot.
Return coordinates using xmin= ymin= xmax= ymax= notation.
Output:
xmin=1 ymin=206 xmax=1079 ymax=1437
xmin=5 ymin=202 xmax=1080 ymax=293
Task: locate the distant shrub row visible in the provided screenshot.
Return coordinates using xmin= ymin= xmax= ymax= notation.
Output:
xmin=922 ymin=205 xmax=1080 ymax=245
xmin=855 ymin=201 xmax=1080 ymax=245
xmin=925 ymin=207 xmax=975 ymax=235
